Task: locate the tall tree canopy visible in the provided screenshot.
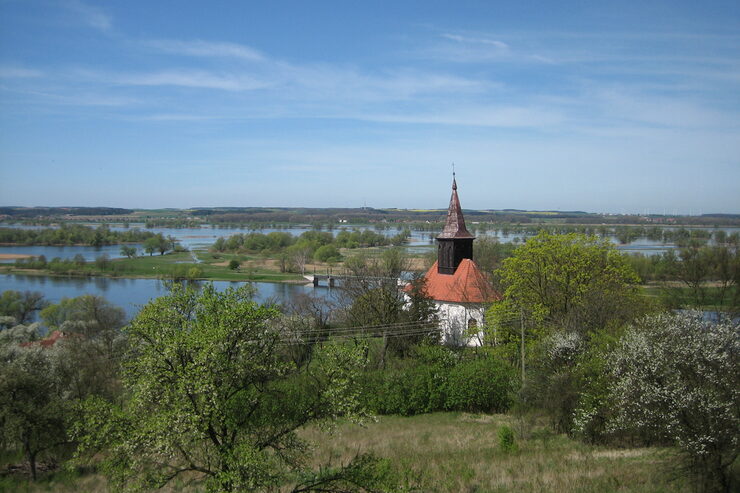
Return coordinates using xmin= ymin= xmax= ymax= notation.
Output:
xmin=73 ymin=284 xmax=388 ymax=492
xmin=488 ymin=232 xmax=644 ymax=338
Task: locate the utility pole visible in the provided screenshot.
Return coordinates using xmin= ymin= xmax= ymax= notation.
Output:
xmin=520 ymin=307 xmax=525 ymax=385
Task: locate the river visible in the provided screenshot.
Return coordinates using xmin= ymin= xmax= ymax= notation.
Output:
xmin=1 ymin=222 xmax=734 ymax=320
xmin=0 ymin=222 xmax=692 ymax=263
xmin=0 ymin=274 xmax=335 ymax=320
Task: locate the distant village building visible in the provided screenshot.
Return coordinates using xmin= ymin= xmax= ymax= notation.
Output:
xmin=19 ymin=330 xmax=80 ymax=348
xmin=417 ymin=175 xmax=501 ymax=345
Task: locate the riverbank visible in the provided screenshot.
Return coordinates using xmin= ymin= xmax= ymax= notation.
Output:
xmin=0 ymin=251 xmax=309 ymax=284
xmin=0 ymin=253 xmax=34 ymax=260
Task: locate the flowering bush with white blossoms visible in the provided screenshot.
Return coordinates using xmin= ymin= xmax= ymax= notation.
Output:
xmin=544 ymin=330 xmax=583 ymax=367
xmin=606 ymin=312 xmax=739 ymax=492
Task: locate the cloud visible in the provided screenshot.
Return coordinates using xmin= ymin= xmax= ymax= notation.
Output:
xmin=139 ymin=114 xmax=223 ymax=122
xmin=361 ymin=105 xmax=565 ymax=128
xmin=0 ymin=66 xmax=43 ymax=78
xmin=591 ymin=89 xmax=739 ymax=130
xmin=145 ymin=40 xmax=264 ymax=61
xmin=441 ymin=33 xmax=509 ymax=50
xmin=420 ymin=32 xmax=552 ymax=64
xmin=64 ymin=0 xmax=112 ymax=32
xmin=113 ymin=70 xmax=269 ymax=91
xmin=274 ymin=62 xmax=488 ymax=104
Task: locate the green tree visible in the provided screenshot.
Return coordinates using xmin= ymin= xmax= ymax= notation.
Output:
xmin=0 ymin=346 xmax=68 ymax=481
xmin=156 ymin=234 xmax=169 ymax=255
xmin=313 ymin=244 xmax=341 ymax=263
xmin=41 ymin=294 xmax=126 ymax=334
xmin=40 ymin=295 xmax=128 ymax=402
xmin=485 ymin=232 xmax=646 ymax=433
xmin=120 ymin=245 xmax=137 ymax=258
xmin=72 ymin=284 xmax=386 ymax=492
xmin=287 ymin=244 xmax=312 ymax=275
xmin=0 ymin=290 xmax=48 ymax=325
xmin=143 ymin=237 xmax=159 ymax=256
xmin=228 ymin=259 xmax=240 ymax=270
xmin=341 ymin=249 xmax=437 ymax=367
xmin=40 ymin=294 xmax=126 ymax=363
xmin=488 ymin=232 xmax=643 ymax=339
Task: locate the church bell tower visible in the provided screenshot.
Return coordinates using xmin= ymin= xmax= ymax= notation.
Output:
xmin=436 ymin=174 xmax=475 ymax=275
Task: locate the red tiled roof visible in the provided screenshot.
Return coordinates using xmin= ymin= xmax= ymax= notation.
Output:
xmin=19 ymin=330 xmax=77 ymax=348
xmin=419 ymin=259 xmax=501 ymax=303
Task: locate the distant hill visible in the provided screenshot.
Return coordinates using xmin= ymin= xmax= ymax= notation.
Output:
xmin=0 ymin=206 xmax=134 ymax=218
xmin=1 ymin=206 xmax=737 ymax=226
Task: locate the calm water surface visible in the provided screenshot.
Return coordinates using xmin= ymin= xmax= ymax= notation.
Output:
xmin=0 ymin=274 xmax=334 ymax=320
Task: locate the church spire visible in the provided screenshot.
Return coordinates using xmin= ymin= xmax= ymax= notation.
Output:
xmin=436 ymin=173 xmax=475 ymax=275
xmin=438 ymin=172 xmax=474 ymax=240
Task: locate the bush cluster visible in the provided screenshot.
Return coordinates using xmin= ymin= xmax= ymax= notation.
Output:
xmin=211 ymin=228 xmax=409 ymax=257
xmin=363 ymin=347 xmax=515 ymax=415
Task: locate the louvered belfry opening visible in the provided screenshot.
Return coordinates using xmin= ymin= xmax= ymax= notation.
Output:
xmin=436 ymin=175 xmax=475 ymax=275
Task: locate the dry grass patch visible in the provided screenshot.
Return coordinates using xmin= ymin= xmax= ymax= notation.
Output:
xmin=299 ymin=413 xmax=688 ymax=493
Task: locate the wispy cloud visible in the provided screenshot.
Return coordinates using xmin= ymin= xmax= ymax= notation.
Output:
xmin=112 ymin=70 xmax=269 ymax=91
xmin=591 ymin=89 xmax=739 ymax=130
xmin=362 ymin=105 xmax=564 ymax=128
xmin=441 ymin=33 xmax=509 ymax=50
xmin=0 ymin=84 xmax=139 ymax=107
xmin=0 ymin=66 xmax=44 ymax=78
xmin=64 ymin=0 xmax=112 ymax=32
xmin=145 ymin=40 xmax=264 ymax=61
xmin=140 ymin=113 xmax=225 ymax=122
xmin=422 ymin=31 xmax=553 ymax=64
xmin=280 ymin=63 xmax=488 ymax=102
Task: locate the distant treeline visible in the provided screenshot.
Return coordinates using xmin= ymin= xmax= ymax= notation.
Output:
xmin=143 ymin=218 xmax=205 ymax=228
xmin=0 ymin=206 xmax=133 ymax=217
xmin=3 ymin=205 xmax=740 ymax=228
xmin=0 ymin=225 xmax=156 ymax=246
xmin=469 ymin=224 xmax=740 ymax=246
xmin=214 ymin=229 xmax=408 ymax=253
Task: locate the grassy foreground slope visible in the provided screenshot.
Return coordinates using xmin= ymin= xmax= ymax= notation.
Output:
xmin=3 ymin=413 xmax=688 ymax=492
xmin=301 ymin=413 xmax=687 ymax=493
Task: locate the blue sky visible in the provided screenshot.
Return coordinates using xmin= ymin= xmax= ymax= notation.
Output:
xmin=1 ymin=1 xmax=738 ymax=213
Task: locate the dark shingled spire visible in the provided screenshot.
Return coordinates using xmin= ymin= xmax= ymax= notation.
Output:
xmin=436 ymin=173 xmax=475 ymax=275
xmin=437 ymin=173 xmax=474 ymax=240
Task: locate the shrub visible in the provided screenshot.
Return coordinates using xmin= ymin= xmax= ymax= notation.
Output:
xmin=363 ymin=364 xmax=445 ymax=416
xmin=498 ymin=425 xmax=517 ymax=453
xmin=606 ymin=312 xmax=739 ymax=493
xmin=363 ymin=352 xmax=515 ymax=416
xmin=445 ymin=357 xmax=515 ymax=413
xmin=314 ymin=245 xmax=341 ymax=263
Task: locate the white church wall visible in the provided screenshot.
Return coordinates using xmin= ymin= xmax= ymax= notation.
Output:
xmin=434 ymin=301 xmax=486 ymax=347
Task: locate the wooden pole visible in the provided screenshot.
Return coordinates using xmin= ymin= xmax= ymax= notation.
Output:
xmin=520 ymin=307 xmax=525 ymax=385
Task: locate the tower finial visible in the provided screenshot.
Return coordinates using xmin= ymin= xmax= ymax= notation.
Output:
xmin=452 ymin=163 xmax=457 ymax=190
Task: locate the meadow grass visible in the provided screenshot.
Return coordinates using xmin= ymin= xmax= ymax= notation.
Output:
xmin=299 ymin=413 xmax=689 ymax=493
xmin=1 ymin=412 xmax=689 ymax=492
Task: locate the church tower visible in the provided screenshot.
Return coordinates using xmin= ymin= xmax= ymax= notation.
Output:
xmin=436 ymin=174 xmax=475 ymax=274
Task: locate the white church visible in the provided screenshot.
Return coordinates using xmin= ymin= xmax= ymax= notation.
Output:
xmin=412 ymin=175 xmax=501 ymax=346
